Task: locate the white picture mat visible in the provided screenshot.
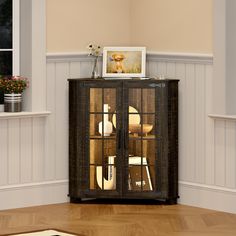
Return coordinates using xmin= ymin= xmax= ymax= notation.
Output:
xmin=102 ymin=47 xmax=146 ymax=78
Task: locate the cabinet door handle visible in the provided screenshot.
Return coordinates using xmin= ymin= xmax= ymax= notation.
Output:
xmin=124 ymin=130 xmax=127 ymax=150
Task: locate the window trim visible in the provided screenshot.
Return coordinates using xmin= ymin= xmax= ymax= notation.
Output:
xmin=13 ymin=0 xmax=20 ymax=75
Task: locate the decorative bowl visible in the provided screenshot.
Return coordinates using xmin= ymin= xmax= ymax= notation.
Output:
xmin=129 ymin=124 xmax=153 ymax=136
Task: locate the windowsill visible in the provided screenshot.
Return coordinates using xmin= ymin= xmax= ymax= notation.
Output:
xmin=208 ymin=114 xmax=236 ymax=121
xmin=0 ymin=111 xmax=51 ymax=119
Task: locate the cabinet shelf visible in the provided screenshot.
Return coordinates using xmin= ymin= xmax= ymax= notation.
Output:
xmin=89 ymin=134 xmax=156 ymax=140
xmin=129 ymin=134 xmax=156 ymax=140
xmin=90 ymin=135 xmax=116 ymax=140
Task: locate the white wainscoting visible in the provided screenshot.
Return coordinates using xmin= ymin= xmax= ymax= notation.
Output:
xmin=0 ymin=115 xmax=68 ymax=210
xmin=2 ymin=52 xmax=236 ymax=213
xmin=179 ymin=115 xmax=236 ymax=214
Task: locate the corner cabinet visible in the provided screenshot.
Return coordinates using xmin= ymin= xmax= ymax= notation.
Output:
xmin=68 ymin=79 xmax=179 ymax=204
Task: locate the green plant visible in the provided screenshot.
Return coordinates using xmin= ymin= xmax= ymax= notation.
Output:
xmin=0 ymin=76 xmax=29 ymax=94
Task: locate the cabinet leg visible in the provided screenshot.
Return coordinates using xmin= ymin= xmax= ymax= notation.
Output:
xmin=70 ymin=197 xmax=82 ymax=203
xmin=165 ymin=198 xmax=177 ymax=205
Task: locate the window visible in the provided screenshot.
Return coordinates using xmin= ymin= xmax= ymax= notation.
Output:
xmin=0 ymin=0 xmax=19 ymax=103
xmin=0 ymin=0 xmax=19 ymax=75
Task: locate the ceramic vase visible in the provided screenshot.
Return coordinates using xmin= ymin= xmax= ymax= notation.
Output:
xmin=98 ymin=104 xmax=113 ymax=136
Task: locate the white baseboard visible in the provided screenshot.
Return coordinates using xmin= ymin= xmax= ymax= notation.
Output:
xmin=0 ymin=180 xmax=69 ymax=210
xmin=2 ymin=179 xmax=236 ymax=213
xmin=179 ymin=181 xmax=236 ymax=214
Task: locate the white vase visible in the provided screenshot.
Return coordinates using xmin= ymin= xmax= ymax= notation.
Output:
xmin=98 ymin=104 xmax=113 ymax=136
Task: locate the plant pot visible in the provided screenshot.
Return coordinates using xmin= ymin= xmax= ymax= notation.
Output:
xmin=0 ymin=104 xmax=4 ymax=112
xmin=4 ymin=93 xmax=22 ymax=112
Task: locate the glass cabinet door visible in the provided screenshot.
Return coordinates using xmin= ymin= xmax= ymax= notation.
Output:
xmin=88 ymin=87 xmax=120 ymax=192
xmin=125 ymin=86 xmax=159 ymax=194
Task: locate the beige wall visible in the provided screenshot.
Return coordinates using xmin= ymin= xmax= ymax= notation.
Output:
xmin=46 ymin=0 xmax=131 ymax=52
xmin=47 ymin=0 xmax=213 ymax=53
xmin=130 ymin=0 xmax=213 ymax=53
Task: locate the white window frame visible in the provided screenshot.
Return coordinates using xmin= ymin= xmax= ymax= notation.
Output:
xmin=13 ymin=0 xmax=20 ymax=75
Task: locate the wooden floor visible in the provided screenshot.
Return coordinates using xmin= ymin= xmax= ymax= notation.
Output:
xmin=1 ymin=202 xmax=236 ymax=236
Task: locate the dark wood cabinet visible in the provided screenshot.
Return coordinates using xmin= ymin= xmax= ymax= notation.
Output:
xmin=68 ymin=78 xmax=179 ymax=203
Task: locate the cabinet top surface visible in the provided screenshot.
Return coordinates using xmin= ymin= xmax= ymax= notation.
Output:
xmin=68 ymin=78 xmax=179 ymax=83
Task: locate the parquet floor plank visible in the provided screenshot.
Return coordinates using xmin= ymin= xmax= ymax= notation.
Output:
xmin=0 ymin=203 xmax=236 ymax=236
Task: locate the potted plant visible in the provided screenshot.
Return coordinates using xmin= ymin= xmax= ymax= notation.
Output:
xmin=0 ymin=75 xmax=29 ymax=112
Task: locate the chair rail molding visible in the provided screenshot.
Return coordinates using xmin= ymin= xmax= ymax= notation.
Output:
xmin=46 ymin=51 xmax=213 ymax=64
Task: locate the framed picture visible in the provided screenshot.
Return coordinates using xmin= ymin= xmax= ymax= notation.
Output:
xmin=102 ymin=47 xmax=146 ymax=78
xmin=128 ymin=156 xmax=152 ymax=191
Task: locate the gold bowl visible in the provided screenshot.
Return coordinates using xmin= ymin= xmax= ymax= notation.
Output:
xmin=129 ymin=124 xmax=153 ymax=136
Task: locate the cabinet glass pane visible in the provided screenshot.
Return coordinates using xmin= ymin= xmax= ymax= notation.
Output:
xmin=0 ymin=51 xmax=12 ymax=75
xmin=90 ymin=139 xmax=103 ymax=165
xmin=149 ymin=165 xmax=156 ymax=191
xmin=128 ymin=140 xmax=155 ymax=192
xmin=104 ymin=88 xmax=116 ymax=113
xmin=89 ymin=88 xmax=117 ymax=191
xmin=129 ymin=88 xmax=155 ymax=114
xmin=129 ymin=140 xmax=156 ymax=163
xmin=127 ymin=86 xmax=156 ymax=192
xmin=89 ymin=139 xmax=116 ymax=190
xmin=90 ymin=140 xmax=116 ymax=165
xmin=128 ymin=157 xmax=153 ymax=191
xmin=129 ymin=114 xmax=155 ymax=138
xmin=142 ymin=89 xmax=155 ymax=113
xmin=90 ymin=114 xmax=102 ymax=137
xmin=90 ymin=164 xmax=116 ymax=190
xmin=0 ymin=0 xmax=12 ymax=49
xmin=90 ymin=113 xmax=115 ymax=137
xmin=90 ymin=88 xmax=116 ymax=113
xmin=90 ymin=160 xmax=116 ymax=191
xmin=90 ymin=88 xmax=102 ymax=112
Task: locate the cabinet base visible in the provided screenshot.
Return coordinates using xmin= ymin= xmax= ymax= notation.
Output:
xmin=70 ymin=197 xmax=178 ymax=205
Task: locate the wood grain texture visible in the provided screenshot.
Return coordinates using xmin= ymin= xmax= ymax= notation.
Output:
xmin=68 ymin=79 xmax=178 ymax=201
xmin=1 ymin=203 xmax=236 ymax=236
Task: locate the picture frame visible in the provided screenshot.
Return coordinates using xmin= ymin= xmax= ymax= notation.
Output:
xmin=128 ymin=156 xmax=152 ymax=191
xmin=102 ymin=47 xmax=146 ymax=78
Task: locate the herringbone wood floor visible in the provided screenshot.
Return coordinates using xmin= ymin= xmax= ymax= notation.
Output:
xmin=1 ymin=203 xmax=236 ymax=236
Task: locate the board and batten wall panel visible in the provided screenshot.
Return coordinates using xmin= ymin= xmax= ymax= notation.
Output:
xmin=45 ymin=53 xmax=236 ymax=213
xmin=0 ymin=115 xmax=68 ymax=210
xmin=45 ymin=54 xmax=214 ymax=187
xmin=2 ymin=52 xmax=236 ymax=213
xmin=0 ymin=117 xmax=56 ymax=186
